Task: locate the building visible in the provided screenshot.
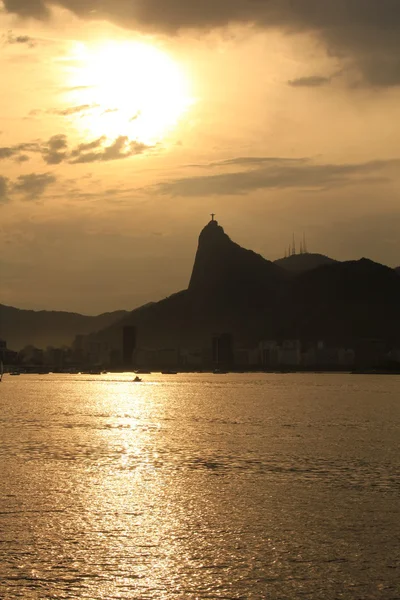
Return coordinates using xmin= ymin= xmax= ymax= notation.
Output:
xmin=259 ymin=340 xmax=280 ymax=368
xmin=122 ymin=326 xmax=136 ymax=368
xmin=279 ymin=340 xmax=301 ymax=367
xmin=212 ymin=333 xmax=234 ymax=369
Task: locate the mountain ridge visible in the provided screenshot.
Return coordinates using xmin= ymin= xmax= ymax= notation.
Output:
xmin=0 ymin=304 xmax=128 ymax=350
xmin=2 ymin=220 xmax=400 ymax=350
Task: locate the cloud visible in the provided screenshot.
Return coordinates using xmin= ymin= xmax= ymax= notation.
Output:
xmin=69 ymin=135 xmax=150 ymax=163
xmin=0 ymin=176 xmax=9 ymax=203
xmin=191 ymin=157 xmax=308 ymax=168
xmin=13 ymin=172 xmax=56 ymax=199
xmin=151 ymin=158 xmax=400 ymax=196
xmin=0 ymin=133 xmax=151 ymax=165
xmin=4 ymin=1 xmax=400 ymax=87
xmin=41 ymin=134 xmax=68 ymax=165
xmin=288 ymin=75 xmax=332 ymax=87
xmin=0 ymin=141 xmax=40 ymax=162
xmin=49 ymin=104 xmax=99 ymax=116
xmin=3 ymin=0 xmax=49 ymax=19
xmin=3 ymin=31 xmax=36 ymax=47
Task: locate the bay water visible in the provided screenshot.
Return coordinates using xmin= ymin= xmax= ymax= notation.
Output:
xmin=1 ymin=373 xmax=399 ymax=599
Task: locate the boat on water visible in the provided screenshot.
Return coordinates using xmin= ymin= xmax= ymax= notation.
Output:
xmin=133 ymin=376 xmax=142 ymax=382
xmin=161 ymin=370 xmax=177 ymax=375
xmin=10 ymin=372 xmax=21 ymax=376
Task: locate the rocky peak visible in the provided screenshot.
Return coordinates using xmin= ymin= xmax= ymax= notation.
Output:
xmin=188 ymin=218 xmax=285 ymax=298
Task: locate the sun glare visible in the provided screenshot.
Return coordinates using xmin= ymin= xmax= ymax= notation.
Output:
xmin=66 ymin=41 xmax=193 ymax=145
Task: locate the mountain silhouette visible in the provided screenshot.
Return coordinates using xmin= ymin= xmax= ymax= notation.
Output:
xmin=85 ymin=219 xmax=288 ymax=350
xmin=3 ymin=219 xmax=400 ymax=351
xmin=274 ymin=253 xmax=337 ymax=273
xmin=281 ymin=258 xmax=400 ymax=344
xmin=85 ymin=220 xmax=400 ymax=353
xmin=0 ymin=304 xmax=128 ymax=350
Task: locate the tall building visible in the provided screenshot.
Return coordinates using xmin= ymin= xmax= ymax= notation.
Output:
xmin=122 ymin=326 xmax=136 ymax=367
xmin=212 ymin=333 xmax=233 ymax=369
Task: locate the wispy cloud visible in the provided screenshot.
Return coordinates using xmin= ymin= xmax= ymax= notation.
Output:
xmin=2 ymin=31 xmax=36 ymax=48
xmin=150 ymin=158 xmax=400 ymax=197
xmin=0 ymin=176 xmax=9 ymax=203
xmin=49 ymin=103 xmax=99 ymax=116
xmin=288 ymin=75 xmax=333 ymax=88
xmin=69 ymin=136 xmax=150 ymax=163
xmin=0 ymin=133 xmax=152 ymax=165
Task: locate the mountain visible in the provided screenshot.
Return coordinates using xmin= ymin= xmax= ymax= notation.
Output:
xmin=84 ymin=220 xmax=289 ymax=351
xmin=85 ymin=220 xmax=400 ymax=360
xmin=274 ymin=253 xmax=337 ymax=273
xmin=4 ymin=219 xmax=400 ymax=354
xmin=0 ymin=304 xmax=128 ymax=350
xmin=395 ymin=267 xmax=400 ymax=275
xmin=282 ymin=258 xmax=400 ymax=344
xmin=89 ymin=221 xmax=400 ymax=356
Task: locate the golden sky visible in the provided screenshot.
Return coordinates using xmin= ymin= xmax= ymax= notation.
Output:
xmin=1 ymin=1 xmax=400 ymax=313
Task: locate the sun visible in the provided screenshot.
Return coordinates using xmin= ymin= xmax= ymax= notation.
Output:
xmin=65 ymin=40 xmax=193 ymax=146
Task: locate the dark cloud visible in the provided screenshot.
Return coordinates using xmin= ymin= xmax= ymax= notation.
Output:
xmin=3 ymin=31 xmax=36 ymax=47
xmin=0 ymin=134 xmax=151 ymax=165
xmin=41 ymin=134 xmax=68 ymax=165
xmin=0 ymin=141 xmax=40 ymax=162
xmin=3 ymin=1 xmax=400 ymax=85
xmin=3 ymin=0 xmax=49 ymax=19
xmin=0 ymin=176 xmax=9 ymax=203
xmin=13 ymin=172 xmax=56 ymax=199
xmin=152 ymin=158 xmax=400 ymax=196
xmin=288 ymin=75 xmax=332 ymax=87
xmin=0 ymin=147 xmax=15 ymax=160
xmin=69 ymin=136 xmax=150 ymax=164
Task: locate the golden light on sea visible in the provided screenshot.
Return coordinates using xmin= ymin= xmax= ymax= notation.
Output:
xmin=66 ymin=40 xmax=194 ymax=145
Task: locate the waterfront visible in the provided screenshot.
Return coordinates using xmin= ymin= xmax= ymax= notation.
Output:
xmin=1 ymin=373 xmax=399 ymax=599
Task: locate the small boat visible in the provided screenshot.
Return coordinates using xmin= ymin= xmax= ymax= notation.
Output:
xmin=161 ymin=370 xmax=177 ymax=375
xmin=10 ymin=372 xmax=21 ymax=376
xmin=133 ymin=376 xmax=142 ymax=382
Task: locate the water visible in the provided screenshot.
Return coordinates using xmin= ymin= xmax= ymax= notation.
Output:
xmin=1 ymin=373 xmax=399 ymax=599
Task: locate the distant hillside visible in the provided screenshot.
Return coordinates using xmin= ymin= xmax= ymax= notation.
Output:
xmin=0 ymin=305 xmax=128 ymax=350
xmin=395 ymin=266 xmax=400 ymax=275
xmin=282 ymin=259 xmax=400 ymax=344
xmin=274 ymin=253 xmax=337 ymax=273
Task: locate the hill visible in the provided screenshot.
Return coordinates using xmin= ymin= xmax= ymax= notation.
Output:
xmin=3 ymin=219 xmax=400 ymax=354
xmin=281 ymin=258 xmax=400 ymax=344
xmin=85 ymin=220 xmax=400 ymax=359
xmin=0 ymin=305 xmax=128 ymax=350
xmin=84 ymin=220 xmax=289 ymax=352
xmin=274 ymin=253 xmax=337 ymax=273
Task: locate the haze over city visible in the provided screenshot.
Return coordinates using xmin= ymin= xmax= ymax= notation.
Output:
xmin=1 ymin=0 xmax=400 ymax=314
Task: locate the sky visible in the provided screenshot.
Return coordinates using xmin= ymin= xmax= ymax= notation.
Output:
xmin=1 ymin=0 xmax=400 ymax=314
